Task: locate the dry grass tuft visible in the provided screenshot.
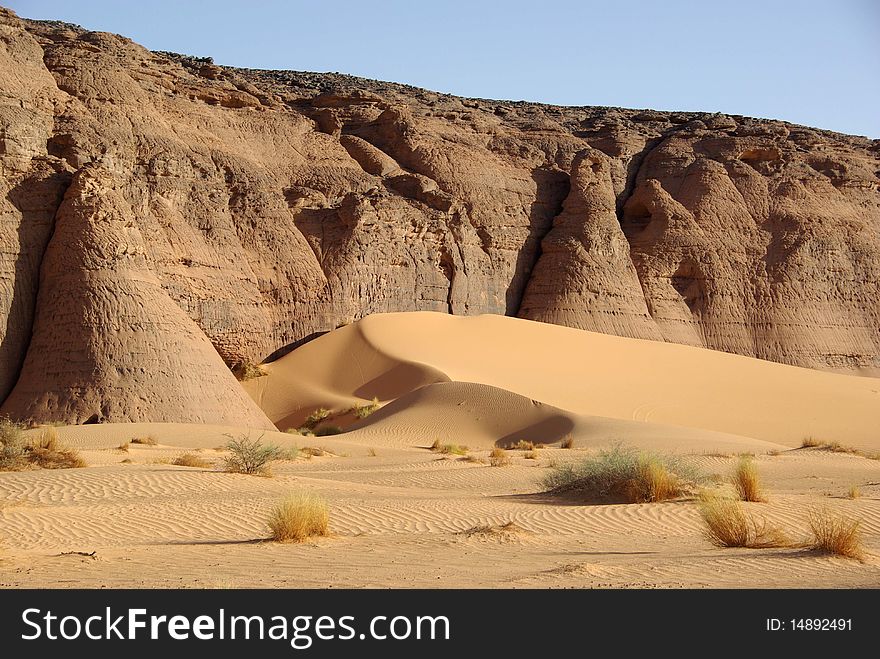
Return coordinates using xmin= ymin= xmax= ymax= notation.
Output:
xmin=488 ymin=447 xmax=510 ymax=467
xmin=524 ymin=450 xmax=539 ymax=460
xmin=131 ymin=436 xmax=158 ymax=446
xmin=173 ymin=453 xmax=212 ymax=468
xmin=351 ymin=397 xmax=380 ymax=419
xmin=431 ymin=442 xmax=468 ymax=456
xmin=303 ymin=408 xmax=331 ymax=429
xmin=457 ymin=521 xmax=527 ymax=540
xmin=507 ymin=440 xmax=534 ymax=451
xmin=367 ymin=447 xmax=378 ymax=457
xmin=699 ymin=495 xmax=790 ymax=548
xmin=117 ymin=442 xmax=130 ymax=452
xmin=847 ymin=485 xmax=861 ymax=499
xmin=267 ymin=492 xmax=330 ymax=543
xmin=808 ymin=509 xmax=864 ymax=560
xmin=732 ymin=456 xmax=765 ymax=502
xmin=24 ymin=428 xmax=86 ymax=469
xmin=560 ymin=435 xmax=574 ymax=449
xmin=232 ymin=362 xmax=267 ymax=381
xmin=801 ymin=437 xmax=821 ymax=448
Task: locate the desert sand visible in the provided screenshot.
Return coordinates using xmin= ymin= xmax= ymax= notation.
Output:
xmin=1 ymin=313 xmax=878 ymax=588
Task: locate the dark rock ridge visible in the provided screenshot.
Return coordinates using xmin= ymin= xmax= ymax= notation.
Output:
xmin=0 ymin=8 xmax=878 ymax=425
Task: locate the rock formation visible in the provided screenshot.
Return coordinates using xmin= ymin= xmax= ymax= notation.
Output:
xmin=0 ymin=7 xmax=878 ymax=423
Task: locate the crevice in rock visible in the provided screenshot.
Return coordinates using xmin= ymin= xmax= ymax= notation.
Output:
xmin=508 ymin=167 xmax=570 ymax=316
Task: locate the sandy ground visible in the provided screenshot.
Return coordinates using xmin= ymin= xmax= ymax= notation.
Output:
xmin=2 ymin=313 xmax=879 ymax=588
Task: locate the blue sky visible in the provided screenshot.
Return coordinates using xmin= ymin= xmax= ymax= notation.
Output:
xmin=9 ymin=0 xmax=880 ymax=137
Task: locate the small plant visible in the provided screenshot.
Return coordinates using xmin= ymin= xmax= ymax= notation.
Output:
xmin=351 ymin=397 xmax=380 ymax=419
xmin=267 ymin=492 xmax=330 ymax=543
xmin=301 ymin=447 xmax=333 ymax=457
xmin=807 ymin=509 xmax=864 ymax=560
xmin=23 ymin=427 xmax=86 ymax=469
xmin=117 ymin=442 xmax=130 ymax=452
xmin=489 ymin=447 xmax=510 ymax=467
xmin=433 ymin=443 xmax=468 ymax=456
xmin=232 ymin=362 xmax=267 ymax=381
xmin=508 ymin=440 xmax=534 ymax=451
xmin=732 ymin=456 xmax=765 ymax=502
xmin=524 ymin=450 xmax=539 ymax=460
xmin=542 ymin=445 xmax=699 ymax=503
xmin=801 ymin=437 xmax=821 ymax=448
xmin=0 ymin=417 xmax=27 ymax=470
xmin=367 ymin=447 xmax=378 ymax=457
xmin=560 ymin=435 xmax=574 ymax=449
xmin=303 ymin=408 xmax=331 ymax=429
xmin=173 ymin=453 xmax=212 ymax=468
xmin=223 ymin=434 xmax=281 ymax=475
xmin=429 ymin=439 xmax=441 ymax=451
xmin=131 ymin=436 xmax=158 ymax=446
xmin=847 ymin=485 xmax=861 ymax=499
xmin=699 ymin=495 xmax=789 ymax=548
xmin=314 ymin=425 xmax=343 ymax=437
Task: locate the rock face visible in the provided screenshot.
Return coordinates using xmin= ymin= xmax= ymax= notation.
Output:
xmin=0 ymin=164 xmax=274 ymax=428
xmin=0 ymin=8 xmax=878 ymax=423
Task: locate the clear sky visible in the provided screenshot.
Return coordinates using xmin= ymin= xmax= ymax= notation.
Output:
xmin=8 ymin=0 xmax=880 ymax=137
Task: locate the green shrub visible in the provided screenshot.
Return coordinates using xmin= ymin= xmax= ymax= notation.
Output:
xmin=223 ymin=434 xmax=281 ymax=475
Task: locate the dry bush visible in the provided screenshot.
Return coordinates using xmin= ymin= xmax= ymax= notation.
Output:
xmin=507 ymin=440 xmax=534 ymax=451
xmin=0 ymin=417 xmax=27 ymax=470
xmin=801 ymin=437 xmax=821 ymax=448
xmin=303 ymin=408 xmax=331 ymax=429
xmin=351 ymin=397 xmax=380 ymax=419
xmin=367 ymin=447 xmax=378 ymax=457
xmin=766 ymin=449 xmax=782 ymax=456
xmin=488 ymin=447 xmax=510 ymax=467
xmin=847 ymin=485 xmax=860 ymax=499
xmin=117 ymin=442 xmax=130 ymax=452
xmin=223 ymin=434 xmax=281 ymax=475
xmin=560 ymin=435 xmax=574 ymax=449
xmin=461 ymin=455 xmax=486 ymax=464
xmin=524 ymin=450 xmax=539 ymax=460
xmin=131 ymin=436 xmax=158 ymax=446
xmin=732 ymin=456 xmax=765 ymax=502
xmin=542 ymin=445 xmax=699 ymax=503
xmin=20 ymin=428 xmax=86 ymax=469
xmin=301 ymin=446 xmax=332 ymax=458
xmin=173 ymin=453 xmax=212 ymax=468
xmin=232 ymin=362 xmax=267 ymax=381
xmin=432 ymin=442 xmax=468 ymax=456
xmin=808 ymin=509 xmax=864 ymax=560
xmin=267 ymin=492 xmax=330 ymax=543
xmin=699 ymin=495 xmax=789 ymax=548
xmin=314 ymin=425 xmax=343 ymax=437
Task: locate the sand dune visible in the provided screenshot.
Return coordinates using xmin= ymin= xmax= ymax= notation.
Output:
xmin=247 ymin=312 xmax=880 ymax=449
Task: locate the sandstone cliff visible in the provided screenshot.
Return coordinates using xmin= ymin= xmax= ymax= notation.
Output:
xmin=0 ymin=8 xmax=878 ymax=424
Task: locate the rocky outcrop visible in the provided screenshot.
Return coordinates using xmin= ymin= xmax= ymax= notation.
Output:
xmin=0 ymin=7 xmax=878 ymax=424
xmin=0 ymin=164 xmax=274 ymax=428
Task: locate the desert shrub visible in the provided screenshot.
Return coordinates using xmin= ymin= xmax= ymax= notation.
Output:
xmin=303 ymin=408 xmax=331 ymax=429
xmin=524 ymin=450 xmax=539 ymax=460
xmin=173 ymin=453 xmax=212 ymax=468
xmin=732 ymin=456 xmax=764 ymax=502
xmin=801 ymin=437 xmax=821 ymax=448
xmin=267 ymin=492 xmax=330 ymax=542
xmin=314 ymin=425 xmax=343 ymax=437
xmin=0 ymin=417 xmax=27 ymax=470
xmin=433 ymin=443 xmax=468 ymax=456
xmin=232 ymin=362 xmax=267 ymax=381
xmin=488 ymin=447 xmax=510 ymax=467
xmin=301 ymin=446 xmax=332 ymax=457
xmin=847 ymin=485 xmax=860 ymax=499
xmin=367 ymin=447 xmax=378 ymax=457
xmin=542 ymin=445 xmax=699 ymax=503
xmin=699 ymin=495 xmax=789 ymax=548
xmin=560 ymin=436 xmax=574 ymax=449
xmin=131 ymin=436 xmax=158 ymax=446
xmin=808 ymin=509 xmax=864 ymax=560
xmin=351 ymin=397 xmax=380 ymax=419
xmin=23 ymin=427 xmax=86 ymax=469
xmin=117 ymin=442 xmax=130 ymax=452
xmin=223 ymin=435 xmax=281 ymax=475
xmin=507 ymin=440 xmax=534 ymax=451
